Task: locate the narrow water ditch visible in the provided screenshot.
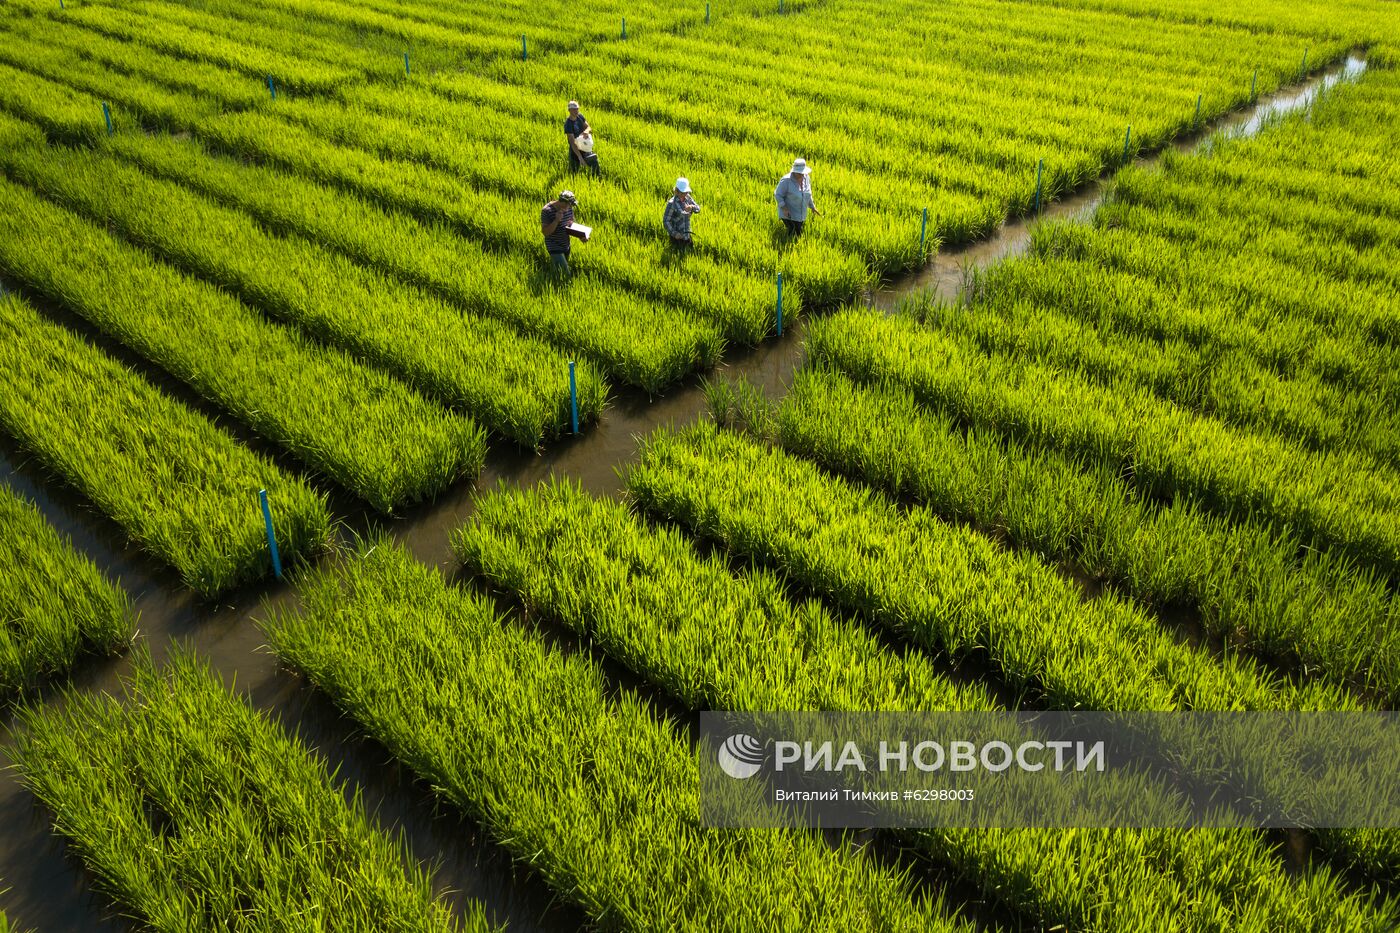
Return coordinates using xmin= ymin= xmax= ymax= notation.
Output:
xmin=0 ymin=49 xmax=1374 ymax=931
xmin=874 ymin=52 xmax=1368 ymax=309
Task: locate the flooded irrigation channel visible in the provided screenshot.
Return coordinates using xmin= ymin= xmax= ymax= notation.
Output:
xmin=0 ymin=50 xmax=1372 ymax=932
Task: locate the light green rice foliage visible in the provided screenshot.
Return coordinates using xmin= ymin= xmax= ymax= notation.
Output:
xmin=0 ymin=139 xmax=602 ymax=446
xmin=0 ymin=27 xmax=224 ymax=133
xmin=11 ymin=651 xmax=487 ymax=932
xmin=198 ymin=105 xmax=788 ymax=346
xmin=626 ymin=422 xmax=1350 ymax=713
xmin=455 ymin=478 xmax=995 ymax=713
xmin=453 ymin=480 xmax=1392 ymax=932
xmin=776 ymin=367 xmax=1400 ymax=704
xmin=106 ymin=131 xmax=721 ymax=394
xmin=807 ymin=307 xmax=1400 ymax=577
xmin=264 ymin=540 xmax=968 ymax=932
xmin=0 ymin=60 xmax=136 ymax=145
xmin=0 ymin=483 xmax=130 ymax=696
xmin=55 ymin=1 xmax=361 ymax=93
xmin=0 ymin=170 xmax=483 ymax=512
xmin=0 ymin=293 xmax=331 ymax=594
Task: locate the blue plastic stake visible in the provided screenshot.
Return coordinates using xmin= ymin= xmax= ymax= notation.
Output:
xmin=1193 ymin=93 xmax=1201 ymax=128
xmin=919 ymin=206 xmax=928 ymax=251
xmin=59 ymin=0 xmax=64 ymax=9
xmin=1033 ymin=158 xmax=1044 ymax=214
xmin=267 ymin=76 xmax=276 ymax=100
xmin=621 ymin=17 xmax=627 ymax=37
xmin=568 ymin=360 xmax=579 ymax=435
xmin=259 ymin=489 xmax=283 ymax=580
xmin=521 ymin=34 xmax=528 ymax=60
xmin=101 ymin=101 xmax=113 ymax=136
xmin=1250 ymin=67 xmax=1258 ymax=101
xmin=404 ymin=52 xmax=410 ymax=75
xmin=775 ymin=272 xmax=784 ymax=336
xmin=705 ymin=2 xmax=710 ymax=22
xmin=1122 ymin=125 xmax=1132 ymax=162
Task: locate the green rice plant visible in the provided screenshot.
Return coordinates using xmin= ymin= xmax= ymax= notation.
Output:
xmin=807 ymin=308 xmax=1400 ymax=578
xmin=0 ymin=173 xmax=483 ymax=512
xmin=625 ymin=422 xmax=1350 ymax=713
xmin=3 ymin=9 xmax=267 ymax=112
xmin=0 ymin=60 xmax=136 ymax=145
xmin=11 ymin=649 xmax=490 ymax=932
xmin=107 ymin=132 xmax=722 ymax=393
xmin=0 ymin=293 xmax=331 ymax=594
xmin=453 ymin=479 xmax=1395 ymax=932
xmin=0 ymin=28 xmax=224 ymax=133
xmin=58 ymin=1 xmax=362 ymax=93
xmin=776 ymin=367 xmax=1400 ymax=703
xmin=0 ymin=139 xmax=604 ymax=445
xmin=0 ymin=481 xmax=131 ymax=697
xmin=263 ymin=539 xmax=973 ymax=932
xmin=624 ymin=422 xmax=1400 ymax=884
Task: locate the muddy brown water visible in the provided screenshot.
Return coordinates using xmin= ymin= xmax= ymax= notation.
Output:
xmin=0 ymin=50 xmax=1375 ymax=932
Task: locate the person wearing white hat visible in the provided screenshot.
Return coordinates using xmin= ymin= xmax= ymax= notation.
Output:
xmin=564 ymin=101 xmax=596 ymax=174
xmin=774 ymin=157 xmax=821 ymax=236
xmin=663 ymin=177 xmax=702 ymax=247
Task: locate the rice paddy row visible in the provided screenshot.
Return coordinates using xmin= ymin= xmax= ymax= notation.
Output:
xmin=10 ymin=651 xmax=493 ymax=931
xmin=0 ymin=479 xmax=130 ymax=697
xmin=455 ymin=479 xmax=1393 ymax=930
xmin=263 ymin=540 xmax=971 ymax=932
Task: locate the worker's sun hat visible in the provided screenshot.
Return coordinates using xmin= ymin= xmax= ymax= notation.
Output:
xmin=675 ymin=177 xmax=691 ymax=193
xmin=568 ymin=100 xmax=580 ymax=110
xmin=559 ymin=190 xmax=577 ymax=203
xmin=791 ymin=158 xmax=811 ymax=174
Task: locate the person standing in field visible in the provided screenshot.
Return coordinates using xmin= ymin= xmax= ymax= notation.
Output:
xmin=564 ymin=101 xmax=594 ymax=173
xmin=774 ymin=157 xmax=820 ymax=236
xmin=541 ymin=190 xmax=578 ymax=276
xmin=663 ymin=177 xmax=702 ymax=247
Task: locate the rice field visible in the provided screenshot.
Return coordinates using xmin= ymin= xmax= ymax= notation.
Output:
xmin=1 ymin=0 xmax=1398 ymax=928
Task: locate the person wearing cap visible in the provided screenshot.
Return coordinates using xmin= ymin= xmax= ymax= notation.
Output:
xmin=774 ymin=157 xmax=821 ymax=236
xmin=663 ymin=177 xmax=702 ymax=247
xmin=541 ymin=190 xmax=578 ymax=275
xmin=564 ymin=101 xmax=593 ymax=173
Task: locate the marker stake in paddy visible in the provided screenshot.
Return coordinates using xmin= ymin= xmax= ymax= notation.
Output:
xmin=1034 ymin=157 xmax=1044 ymax=214
xmin=776 ymin=271 xmax=784 ymax=336
xmin=920 ymin=206 xmax=929 ymax=251
xmin=267 ymin=75 xmax=276 ymax=99
xmin=259 ymin=488 xmax=283 ymax=580
xmin=101 ymin=101 xmax=113 ymax=136
xmin=568 ymin=360 xmax=579 ymax=435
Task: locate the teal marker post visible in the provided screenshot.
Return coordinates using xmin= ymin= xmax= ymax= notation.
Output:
xmin=1193 ymin=93 xmax=1201 ymax=129
xmin=568 ymin=361 xmax=579 ymax=435
xmin=1122 ymin=125 xmax=1132 ymax=162
xmin=522 ymin=34 xmax=528 ymax=60
xmin=919 ymin=206 xmax=928 ymax=252
xmin=267 ymin=76 xmax=276 ymax=99
xmin=776 ymin=272 xmax=784 ymax=336
xmin=1033 ymin=158 xmax=1044 ymax=214
xmin=404 ymin=52 xmax=410 ymax=75
xmin=1300 ymin=48 xmax=1308 ymax=77
xmin=101 ymin=102 xmax=113 ymax=135
xmin=259 ymin=489 xmax=283 ymax=580
xmin=705 ymin=2 xmax=710 ymax=22
xmin=1250 ymin=67 xmax=1258 ymax=101
xmin=622 ymin=17 xmax=627 ymax=37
